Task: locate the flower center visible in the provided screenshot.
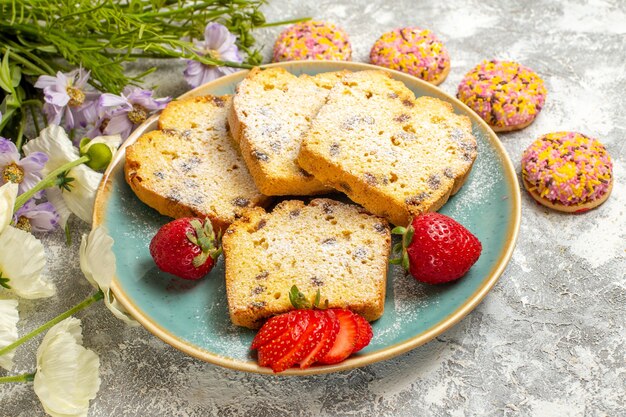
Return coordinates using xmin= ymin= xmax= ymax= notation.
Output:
xmin=207 ymin=49 xmax=222 ymax=61
xmin=66 ymin=86 xmax=85 ymax=107
xmin=127 ymin=105 xmax=147 ymax=125
xmin=2 ymin=162 xmax=24 ymax=184
xmin=15 ymin=216 xmax=32 ymax=233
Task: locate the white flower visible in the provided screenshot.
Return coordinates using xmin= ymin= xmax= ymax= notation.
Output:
xmin=22 ymin=125 xmax=104 ymax=226
xmin=80 ymin=226 xmax=137 ymax=325
xmin=0 ymin=183 xmax=55 ymax=299
xmin=0 ymin=299 xmax=19 ymax=371
xmin=34 ymin=317 xmax=100 ymax=417
xmin=0 ymin=181 xmax=17 ymax=231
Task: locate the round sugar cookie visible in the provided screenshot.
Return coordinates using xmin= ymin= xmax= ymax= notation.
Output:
xmin=272 ymin=21 xmax=352 ymax=62
xmin=521 ymin=132 xmax=613 ymax=213
xmin=457 ymin=60 xmax=546 ymax=132
xmin=369 ymin=27 xmax=450 ymax=85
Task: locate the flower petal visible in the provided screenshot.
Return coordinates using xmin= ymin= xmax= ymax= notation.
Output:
xmin=104 ymin=290 xmax=138 ymax=326
xmin=15 ymin=200 xmax=60 ymax=233
xmin=0 ymin=182 xmax=17 ymax=233
xmin=184 ymin=61 xmax=220 ymax=88
xmin=204 ymin=23 xmax=235 ymax=50
xmin=0 ymin=137 xmax=20 ymax=161
xmin=0 ymin=226 xmax=55 ymax=299
xmin=61 ymin=165 xmax=102 ymax=224
xmin=45 ymin=188 xmax=72 ymax=229
xmin=218 ymin=46 xmax=243 ymax=64
xmin=23 ymin=125 xmax=78 ymax=175
xmin=0 ymin=299 xmax=19 ymax=371
xmin=79 ymin=226 xmax=115 ymax=291
xmin=42 ymin=103 xmax=63 ymax=126
xmin=34 ymin=74 xmax=61 ymax=89
xmin=99 ymin=93 xmax=130 ymax=109
xmin=103 ymin=113 xmax=133 ymax=139
xmin=34 ymin=317 xmax=100 ymax=417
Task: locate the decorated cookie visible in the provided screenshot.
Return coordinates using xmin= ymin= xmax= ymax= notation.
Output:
xmin=369 ymin=27 xmax=450 ymax=85
xmin=521 ymin=132 xmax=613 ymax=213
xmin=272 ymin=21 xmax=352 ymax=62
xmin=457 ymin=60 xmax=546 ymax=132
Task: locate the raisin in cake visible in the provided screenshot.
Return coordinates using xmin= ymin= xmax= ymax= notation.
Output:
xmin=125 ymin=95 xmax=270 ymax=232
xmin=298 ymin=70 xmax=477 ymax=226
xmin=228 ymin=68 xmax=348 ymax=196
xmin=222 ymin=198 xmax=391 ymax=329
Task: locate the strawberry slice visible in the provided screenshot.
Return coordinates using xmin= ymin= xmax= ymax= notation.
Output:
xmin=256 ymin=310 xmax=313 ymax=368
xmin=299 ymin=310 xmax=340 ymax=369
xmin=351 ymin=313 xmax=373 ymax=353
xmin=251 ymin=313 xmax=293 ymax=350
xmin=317 ymin=309 xmax=358 ymax=365
xmin=271 ymin=310 xmax=326 ymax=373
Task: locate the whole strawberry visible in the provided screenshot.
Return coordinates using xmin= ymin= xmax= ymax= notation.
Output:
xmin=150 ymin=218 xmax=221 ymax=280
xmin=391 ymin=213 xmax=482 ymax=284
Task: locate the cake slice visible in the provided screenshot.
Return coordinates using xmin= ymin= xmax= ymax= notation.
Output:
xmin=222 ymin=198 xmax=391 ymax=329
xmin=228 ymin=68 xmax=348 ymax=196
xmin=298 ymin=70 xmax=478 ymax=226
xmin=125 ymin=95 xmax=270 ymax=232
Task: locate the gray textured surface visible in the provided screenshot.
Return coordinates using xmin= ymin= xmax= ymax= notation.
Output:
xmin=2 ymin=0 xmax=626 ymax=415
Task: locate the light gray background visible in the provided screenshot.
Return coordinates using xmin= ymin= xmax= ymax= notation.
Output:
xmin=2 ymin=0 xmax=625 ymax=415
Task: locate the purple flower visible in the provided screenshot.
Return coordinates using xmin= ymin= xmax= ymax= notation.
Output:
xmin=98 ymin=86 xmax=170 ymax=140
xmin=184 ymin=23 xmax=243 ymax=88
xmin=34 ymin=68 xmax=98 ymax=130
xmin=13 ymin=199 xmax=60 ymax=233
xmin=0 ymin=138 xmax=48 ymax=195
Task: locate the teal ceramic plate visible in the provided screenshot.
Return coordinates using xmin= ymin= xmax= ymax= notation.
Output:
xmin=94 ymin=61 xmax=521 ymax=375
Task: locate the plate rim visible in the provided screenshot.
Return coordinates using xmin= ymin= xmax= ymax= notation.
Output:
xmin=93 ymin=60 xmax=521 ymax=376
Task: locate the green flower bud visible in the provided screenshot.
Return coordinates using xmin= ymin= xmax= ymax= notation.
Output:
xmin=242 ymin=33 xmax=256 ymax=48
xmin=251 ymin=10 xmax=266 ymax=26
xmin=246 ymin=50 xmax=263 ymax=66
xmin=79 ymin=135 xmax=121 ymax=172
xmin=83 ymin=143 xmax=112 ymax=171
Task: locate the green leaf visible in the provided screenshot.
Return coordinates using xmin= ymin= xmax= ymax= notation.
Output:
xmin=55 ymin=171 xmax=75 ymax=192
xmin=313 ymin=289 xmax=321 ymax=308
xmin=11 ymin=65 xmax=21 ymax=88
xmin=0 ymin=51 xmax=12 ymax=93
xmin=392 ymin=242 xmax=403 ymax=254
xmin=389 ymin=257 xmax=403 ymax=265
xmin=403 ymin=225 xmax=414 ymax=248
xmin=192 ymin=251 xmax=209 ymax=268
xmin=401 ymin=253 xmax=410 ymax=271
xmin=391 ymin=226 xmax=406 ymax=235
xmin=35 ymin=45 xmax=58 ymax=53
xmin=289 ymin=285 xmax=311 ymax=309
xmin=0 ymin=274 xmax=11 ymax=289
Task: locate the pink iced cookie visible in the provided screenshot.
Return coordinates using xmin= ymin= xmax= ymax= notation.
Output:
xmin=457 ymin=60 xmax=547 ymax=132
xmin=370 ymin=27 xmax=450 ymax=85
xmin=272 ymin=21 xmax=352 ymax=62
xmin=521 ymin=132 xmax=613 ymax=213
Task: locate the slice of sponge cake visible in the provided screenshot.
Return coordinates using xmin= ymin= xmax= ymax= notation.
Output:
xmin=222 ymin=198 xmax=391 ymax=329
xmin=228 ymin=68 xmax=348 ymax=196
xmin=298 ymin=70 xmax=477 ymax=226
xmin=125 ymin=95 xmax=270 ymax=232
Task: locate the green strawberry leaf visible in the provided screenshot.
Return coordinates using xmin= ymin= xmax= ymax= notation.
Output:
xmin=289 ymin=285 xmax=311 ymax=309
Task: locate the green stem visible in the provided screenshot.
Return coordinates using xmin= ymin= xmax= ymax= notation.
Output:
xmin=0 ymin=106 xmax=16 ymax=132
xmin=0 ymin=372 xmax=35 ymax=384
xmin=29 ymin=104 xmax=41 ymax=135
xmin=13 ymin=155 xmax=90 ymax=212
xmin=14 ymin=108 xmax=26 ymax=152
xmin=0 ymin=290 xmax=103 ymax=358
xmin=260 ymin=17 xmax=312 ymax=28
